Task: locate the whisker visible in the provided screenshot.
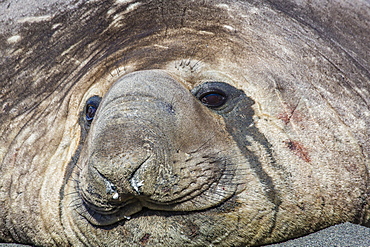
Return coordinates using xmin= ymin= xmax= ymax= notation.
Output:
xmin=68 ymin=177 xmax=81 ymax=184
xmin=68 ymin=197 xmax=83 ymax=207
xmin=74 ymin=164 xmax=82 ymax=171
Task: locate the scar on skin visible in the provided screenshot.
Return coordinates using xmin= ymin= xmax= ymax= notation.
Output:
xmin=284 ymin=140 xmax=311 ymax=162
xmin=278 ymin=111 xmax=292 ymax=125
xmin=278 ymin=105 xmax=303 ymax=125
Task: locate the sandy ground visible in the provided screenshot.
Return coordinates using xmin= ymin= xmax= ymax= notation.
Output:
xmin=1 ymin=223 xmax=370 ymax=246
xmin=266 ymin=223 xmax=370 ymax=247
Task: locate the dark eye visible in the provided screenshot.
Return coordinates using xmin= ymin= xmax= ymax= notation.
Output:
xmin=192 ymin=82 xmax=245 ymax=114
xmin=199 ymin=91 xmax=227 ymax=108
xmin=86 ymin=104 xmax=97 ymax=122
xmin=85 ymin=95 xmax=102 ymax=123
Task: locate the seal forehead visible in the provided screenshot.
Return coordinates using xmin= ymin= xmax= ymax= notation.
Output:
xmin=104 ymin=70 xmax=188 ymax=100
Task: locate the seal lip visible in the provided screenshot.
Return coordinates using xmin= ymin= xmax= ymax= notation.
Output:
xmin=77 ymin=178 xmax=241 ymax=226
xmin=78 ymin=191 xmax=241 ymax=226
xmin=81 ymin=197 xmax=120 ymax=215
xmin=80 ymin=200 xmax=134 ymax=226
xmin=75 ymin=164 xmax=241 ymax=226
xmin=78 ymin=188 xmax=143 ymax=226
xmin=80 ymin=190 xmax=121 ymax=215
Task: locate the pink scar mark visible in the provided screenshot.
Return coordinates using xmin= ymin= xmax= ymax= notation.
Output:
xmin=283 ymin=140 xmax=311 ymax=163
xmin=277 ymin=101 xmax=304 ymax=125
xmin=278 ymin=108 xmax=304 ymax=125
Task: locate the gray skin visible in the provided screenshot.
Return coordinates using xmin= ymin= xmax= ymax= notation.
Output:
xmin=0 ymin=0 xmax=369 ymax=246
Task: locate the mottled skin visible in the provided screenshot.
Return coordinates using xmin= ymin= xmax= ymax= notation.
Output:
xmin=0 ymin=0 xmax=369 ymax=246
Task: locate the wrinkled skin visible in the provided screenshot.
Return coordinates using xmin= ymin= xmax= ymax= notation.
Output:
xmin=0 ymin=0 xmax=369 ymax=246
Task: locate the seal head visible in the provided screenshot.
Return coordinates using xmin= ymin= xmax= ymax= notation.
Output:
xmin=1 ymin=0 xmax=369 ymax=246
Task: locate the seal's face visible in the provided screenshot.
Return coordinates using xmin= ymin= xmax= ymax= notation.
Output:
xmin=62 ymin=68 xmax=280 ymax=245
xmin=77 ymin=70 xmax=251 ymax=225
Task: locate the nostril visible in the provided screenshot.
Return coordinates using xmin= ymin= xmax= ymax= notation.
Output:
xmin=127 ymin=151 xmax=152 ymax=195
xmin=130 ymin=176 xmax=144 ymax=194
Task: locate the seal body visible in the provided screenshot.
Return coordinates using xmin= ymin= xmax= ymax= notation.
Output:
xmin=0 ymin=0 xmax=369 ymax=246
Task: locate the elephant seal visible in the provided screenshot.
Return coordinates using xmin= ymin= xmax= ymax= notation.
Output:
xmin=1 ymin=0 xmax=369 ymax=246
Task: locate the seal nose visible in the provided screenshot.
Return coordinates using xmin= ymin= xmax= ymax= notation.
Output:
xmin=81 ymin=70 xmax=184 ymax=205
xmin=79 ymin=135 xmax=158 ymax=219
xmin=87 ymin=122 xmax=177 ymax=201
xmin=87 ymin=130 xmax=165 ymax=197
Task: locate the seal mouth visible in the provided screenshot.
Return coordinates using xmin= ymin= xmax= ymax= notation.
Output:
xmin=80 ymin=190 xmax=133 ymax=215
xmin=82 ymin=198 xmax=120 ymax=215
xmin=76 ymin=165 xmax=241 ymax=226
xmin=76 ymin=150 xmax=247 ymax=226
xmin=79 ymin=187 xmax=144 ymax=225
xmin=78 ymin=184 xmax=240 ymax=226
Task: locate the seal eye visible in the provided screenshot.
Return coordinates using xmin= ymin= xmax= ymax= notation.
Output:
xmin=199 ymin=91 xmax=227 ymax=108
xmin=191 ymin=82 xmax=242 ymax=112
xmin=85 ymin=95 xmax=102 ymax=123
xmin=86 ymin=104 xmax=97 ymax=122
